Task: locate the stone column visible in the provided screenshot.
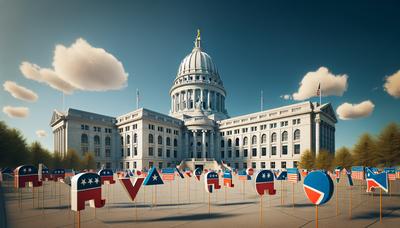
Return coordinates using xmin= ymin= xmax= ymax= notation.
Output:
xmin=202 ymin=130 xmax=207 ymax=158
xmin=185 ymin=90 xmax=189 ymax=109
xmin=210 ymin=130 xmax=214 ymax=158
xmin=200 ymin=89 xmax=204 ymax=110
xmin=213 ymin=92 xmax=216 ymax=111
xmin=192 ymin=130 xmax=197 ymax=158
xmin=258 ymin=133 xmax=261 ymax=159
xmin=185 ymin=131 xmax=189 ymax=159
xmin=192 ymin=89 xmax=195 ymax=110
xmin=171 ymin=95 xmax=174 ymax=113
xmin=315 ymin=117 xmax=321 ymax=156
xmin=207 ymin=90 xmax=211 ymax=110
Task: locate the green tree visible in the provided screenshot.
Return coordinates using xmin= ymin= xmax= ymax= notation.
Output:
xmin=334 ymin=147 xmax=353 ymax=170
xmin=299 ymin=149 xmax=315 ymax=170
xmin=29 ymin=141 xmax=53 ymax=166
xmin=352 ymin=133 xmax=377 ymax=167
xmin=0 ymin=121 xmax=30 ymax=167
xmin=52 ymin=152 xmax=63 ymax=169
xmin=375 ymin=123 xmax=400 ymax=167
xmin=315 ymin=150 xmax=334 ymax=170
xmin=81 ymin=152 xmax=96 ymax=170
xmin=62 ymin=149 xmax=81 ymax=169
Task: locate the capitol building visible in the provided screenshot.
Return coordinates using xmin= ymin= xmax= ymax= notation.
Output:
xmin=50 ymin=31 xmax=337 ymax=171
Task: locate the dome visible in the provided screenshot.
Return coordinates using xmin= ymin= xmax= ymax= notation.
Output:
xmin=176 ymin=31 xmax=219 ymax=79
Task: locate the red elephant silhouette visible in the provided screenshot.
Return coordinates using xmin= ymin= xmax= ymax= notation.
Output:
xmin=71 ymin=173 xmax=105 ymax=211
xmin=14 ymin=165 xmax=42 ymax=188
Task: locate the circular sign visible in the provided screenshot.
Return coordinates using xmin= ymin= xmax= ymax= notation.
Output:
xmin=246 ymin=168 xmax=254 ymax=176
xmin=303 ymin=171 xmax=334 ymax=205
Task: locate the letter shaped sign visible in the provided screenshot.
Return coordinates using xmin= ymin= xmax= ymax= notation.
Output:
xmin=119 ymin=174 xmax=144 ymax=202
xmin=205 ymin=171 xmax=221 ymax=193
xmin=71 ymin=173 xmax=105 ymax=211
xmin=255 ymin=170 xmax=276 ymax=196
xmin=14 ymin=165 xmax=42 ymax=188
xmin=303 ymin=171 xmax=334 ymax=205
xmin=98 ymin=169 xmax=116 ymax=185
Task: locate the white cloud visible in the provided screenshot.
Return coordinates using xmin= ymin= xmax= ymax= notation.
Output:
xmin=36 ymin=130 xmax=47 ymax=138
xmin=336 ymin=100 xmax=375 ymax=120
xmin=384 ymin=70 xmax=400 ymax=98
xmin=280 ymin=94 xmax=292 ymax=100
xmin=292 ymin=67 xmax=348 ymax=100
xmin=20 ymin=38 xmax=128 ymax=93
xmin=3 ymin=81 xmax=38 ymax=102
xmin=2 ymin=106 xmax=29 ymax=118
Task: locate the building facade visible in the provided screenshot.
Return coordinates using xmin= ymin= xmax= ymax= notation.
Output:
xmin=50 ymin=31 xmax=337 ymax=171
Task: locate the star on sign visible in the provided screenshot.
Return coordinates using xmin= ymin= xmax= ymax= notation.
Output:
xmin=28 ymin=168 xmax=32 ymax=172
xmin=262 ymin=173 xmax=266 ymax=179
xmin=94 ymin=178 xmax=99 ymax=184
xmin=88 ymin=178 xmax=93 ymax=184
xmin=267 ymin=173 xmax=271 ymax=178
xmin=23 ymin=168 xmax=27 ymax=173
xmin=152 ymin=175 xmax=158 ymax=181
xmin=81 ymin=179 xmax=87 ymax=186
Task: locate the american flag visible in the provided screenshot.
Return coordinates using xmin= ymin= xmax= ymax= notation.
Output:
xmin=351 ymin=166 xmax=364 ymax=180
xmin=384 ymin=168 xmax=396 ymax=181
xmin=287 ymin=168 xmax=300 ymax=183
xmin=316 ymin=83 xmax=321 ymax=96
xmin=161 ymin=168 xmax=175 ymax=181
xmin=396 ymin=167 xmax=400 ymax=179
xmin=335 ymin=167 xmax=342 ymax=183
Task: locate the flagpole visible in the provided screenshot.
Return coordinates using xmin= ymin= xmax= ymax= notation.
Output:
xmin=316 ymin=205 xmax=319 ymax=228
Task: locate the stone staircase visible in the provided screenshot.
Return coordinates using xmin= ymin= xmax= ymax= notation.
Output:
xmin=178 ymin=158 xmax=223 ymax=171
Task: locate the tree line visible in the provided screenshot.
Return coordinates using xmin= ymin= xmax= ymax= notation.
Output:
xmin=299 ymin=122 xmax=400 ymax=171
xmin=0 ymin=121 xmax=95 ymax=170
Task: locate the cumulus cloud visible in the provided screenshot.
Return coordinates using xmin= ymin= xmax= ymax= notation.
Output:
xmin=3 ymin=81 xmax=38 ymax=102
xmin=280 ymin=94 xmax=292 ymax=100
xmin=292 ymin=67 xmax=348 ymax=100
xmin=20 ymin=38 xmax=128 ymax=93
xmin=384 ymin=70 xmax=400 ymax=98
xmin=336 ymin=100 xmax=375 ymax=120
xmin=2 ymin=106 xmax=29 ymax=118
xmin=36 ymin=130 xmax=47 ymax=138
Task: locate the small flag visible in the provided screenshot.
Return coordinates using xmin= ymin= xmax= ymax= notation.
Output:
xmin=287 ymin=168 xmax=301 ymax=183
xmin=223 ymin=170 xmax=234 ymax=188
xmin=98 ymin=169 xmax=116 ymax=184
xmin=316 ymin=83 xmax=321 ymax=96
xmin=274 ymin=170 xmax=287 ymax=180
xmin=351 ymin=166 xmax=365 ymax=180
xmin=205 ymin=171 xmax=221 ymax=193
xmin=185 ymin=170 xmax=192 ymax=178
xmin=346 ymin=170 xmax=354 ymax=186
xmin=238 ymin=169 xmax=251 ymax=181
xmin=396 ymin=167 xmax=400 ymax=179
xmin=161 ymin=168 xmax=175 ymax=181
xmin=335 ymin=166 xmax=342 ymax=183
xmin=255 ymin=170 xmax=276 ymax=196
xmin=143 ymin=167 xmax=164 ymax=186
xmin=194 ymin=168 xmax=202 ymax=181
xmin=366 ymin=168 xmax=388 ymax=192
xmin=71 ymin=172 xmax=105 ymax=211
xmin=384 ymin=168 xmax=396 ymax=181
xmin=14 ymin=165 xmax=42 ymax=188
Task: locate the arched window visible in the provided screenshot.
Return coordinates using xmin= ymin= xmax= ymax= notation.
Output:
xmin=127 ymin=135 xmax=131 ymax=144
xmin=235 ymin=138 xmax=240 ymax=147
xmin=120 ymin=136 xmax=124 ymax=145
xmin=228 ymin=139 xmax=232 ymax=147
xmin=105 ymin=136 xmax=111 ymax=146
xmin=282 ymin=131 xmax=288 ymax=141
xmin=158 ymin=135 xmax=163 ymax=145
xmin=243 ymin=137 xmax=248 ymax=146
xmin=271 ymin=133 xmax=277 ymax=143
xmin=133 ymin=133 xmax=137 ymax=143
xmin=149 ymin=134 xmax=154 ymax=143
xmin=81 ymin=134 xmax=88 ymax=144
xmin=294 ymin=129 xmax=300 ymax=140
xmin=166 ymin=137 xmax=171 ymax=146
xmin=94 ymin=135 xmax=100 ymax=145
xmin=261 ymin=134 xmax=267 ymax=144
xmin=252 ymin=135 xmax=257 ymax=145
xmin=220 ymin=140 xmax=225 ymax=148
xmin=173 ymin=138 xmax=178 ymax=147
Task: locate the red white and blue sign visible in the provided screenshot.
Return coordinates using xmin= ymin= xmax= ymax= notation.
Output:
xmin=52 ymin=169 xmax=65 ymax=181
xmin=238 ymin=169 xmax=251 ymax=181
xmin=98 ymin=169 xmax=115 ymax=184
xmin=351 ymin=166 xmax=365 ymax=180
xmin=366 ymin=168 xmax=388 ymax=192
xmin=119 ymin=176 xmax=144 ymax=202
xmin=303 ymin=171 xmax=334 ymax=205
xmin=71 ymin=172 xmax=105 ymax=211
xmin=335 ymin=166 xmax=342 ymax=183
xmin=223 ymin=170 xmax=234 ymax=188
xmin=205 ymin=171 xmax=221 ymax=193
xmin=346 ymin=170 xmax=354 ymax=186
xmin=255 ymin=170 xmax=276 ymax=196
xmin=194 ymin=168 xmax=202 ymax=181
xmin=14 ymin=165 xmax=42 ymax=188
xmin=287 ymin=168 xmax=301 ymax=183
xmin=384 ymin=168 xmax=396 ymax=181
xmin=161 ymin=168 xmax=175 ymax=181
xmin=143 ymin=167 xmax=164 ymax=186
xmin=274 ymin=170 xmax=287 ymax=181
xmin=175 ymin=168 xmax=185 ymax=179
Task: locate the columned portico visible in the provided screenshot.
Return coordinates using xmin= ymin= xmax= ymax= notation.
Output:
xmin=192 ymin=130 xmax=197 ymax=157
xmin=202 ymin=130 xmax=207 ymax=158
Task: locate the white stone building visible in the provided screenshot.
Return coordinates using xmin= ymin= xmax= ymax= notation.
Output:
xmin=50 ymin=31 xmax=337 ymax=171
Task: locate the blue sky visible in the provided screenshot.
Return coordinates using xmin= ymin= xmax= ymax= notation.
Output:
xmin=0 ymin=0 xmax=399 ymax=151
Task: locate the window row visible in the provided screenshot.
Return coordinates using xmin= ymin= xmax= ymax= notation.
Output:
xmin=220 ymin=144 xmax=300 ymax=158
xmin=224 ymin=161 xmax=298 ymax=169
xmin=148 ymin=134 xmax=178 ymax=147
xmin=221 ymin=130 xmax=301 ymax=148
xmin=81 ymin=134 xmax=111 ymax=146
xmin=147 ymin=147 xmax=178 ymax=158
xmin=222 ymin=119 xmax=302 ymax=135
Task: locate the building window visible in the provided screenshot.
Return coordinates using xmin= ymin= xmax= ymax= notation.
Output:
xmin=281 ymin=161 xmax=287 ymax=169
xmin=271 ymin=133 xmax=277 ymax=143
xmin=120 ymin=162 xmax=123 ymax=169
xmin=120 ymin=148 xmax=124 ymax=157
xmin=251 ymin=135 xmax=257 ymax=145
xmin=81 ymin=134 xmax=88 ymax=144
xmin=243 ymin=149 xmax=248 ymax=157
xmin=158 ymin=135 xmax=163 ymax=145
xmin=127 ymin=148 xmax=131 ymax=157
xmin=94 ymin=135 xmax=100 ymax=145
xmin=220 ymin=140 xmax=225 ymax=148
xmin=149 ymin=134 xmax=154 ymax=143
xmin=228 ymin=139 xmax=232 ymax=147
xmin=95 ymin=148 xmax=101 ymax=157
xmin=127 ymin=135 xmax=131 ymax=144
xmin=271 ymin=146 xmax=277 ymax=155
xmin=173 ymin=150 xmax=177 ymax=158
xmin=120 ymin=136 xmax=124 ymax=145
xmin=158 ymin=148 xmax=162 ymax=157
xmin=105 ymin=136 xmax=111 ymax=146
xmin=252 ymin=162 xmax=256 ymax=168
xmin=261 ymin=162 xmax=266 ymax=169
xmin=228 ymin=150 xmax=232 ymax=158
xmin=166 ymin=137 xmax=171 ymax=146
xmin=134 ymin=147 xmax=138 ymax=156
xmin=133 ymin=133 xmax=137 ymax=143
xmin=133 ymin=162 xmax=137 ymax=169
xmin=293 ymin=161 xmax=298 ymax=168
xmin=243 ymin=163 xmax=247 ymax=169
xmin=235 ymin=138 xmax=240 ymax=146
xmin=282 ymin=145 xmax=288 ymax=155
xmin=126 ymin=162 xmax=130 ymax=169
xmin=261 ymin=134 xmax=267 ymax=144
xmin=270 ymin=162 xmax=275 ymax=169
xmin=235 ymin=150 xmax=239 ymax=157
xmin=294 ymin=144 xmax=300 ymax=154
xmin=105 ymin=149 xmax=111 ymax=157
xmin=174 ymin=138 xmax=178 ymax=147
xmin=148 ymin=147 xmax=154 ymax=156
xmin=243 ymin=137 xmax=248 ymax=146
xmin=166 ymin=149 xmax=171 ymax=157
xmin=262 ymin=147 xmax=267 ymax=156
xmin=97 ymin=162 xmax=101 ymax=169
xmin=294 ymin=129 xmax=300 ymax=140
xmin=282 ymin=131 xmax=288 ymax=141
xmin=252 ymin=148 xmax=257 ymax=157
xmin=220 ymin=151 xmax=225 ymax=158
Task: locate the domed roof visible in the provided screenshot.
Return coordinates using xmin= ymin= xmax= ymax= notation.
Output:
xmin=177 ymin=30 xmax=219 ymax=78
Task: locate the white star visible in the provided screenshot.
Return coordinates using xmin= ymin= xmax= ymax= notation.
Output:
xmin=88 ymin=178 xmax=93 ymax=184
xmin=152 ymin=175 xmax=158 ymax=181
xmin=23 ymin=168 xmax=26 ymax=173
xmin=262 ymin=173 xmax=266 ymax=179
xmin=28 ymin=168 xmax=32 ymax=172
xmin=94 ymin=178 xmax=99 ymax=184
xmin=81 ymin=179 xmax=87 ymax=186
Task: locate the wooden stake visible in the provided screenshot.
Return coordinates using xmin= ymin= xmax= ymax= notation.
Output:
xmin=32 ymin=187 xmax=35 ymax=208
xmin=243 ymin=180 xmax=245 ymax=200
xmin=280 ymin=181 xmax=283 ymax=205
xmin=380 ymin=188 xmax=382 ymax=223
xmin=155 ymin=185 xmax=157 ymax=207
xmin=187 ymin=178 xmax=190 ymax=203
xmin=208 ymin=192 xmax=211 ymax=215
xmin=260 ymin=195 xmax=263 ymax=226
xmin=224 ymin=186 xmax=227 ymax=204
xmin=316 ymin=205 xmax=319 ymax=228
xmin=292 ymin=183 xmax=295 ymax=208
xmin=77 ymin=211 xmax=81 ymax=228
xmin=349 ymin=186 xmax=352 ymax=219
xmin=336 ymin=184 xmax=338 ymax=216
xmin=58 ymin=182 xmax=61 ymax=207
xmin=42 ymin=184 xmax=45 ymax=213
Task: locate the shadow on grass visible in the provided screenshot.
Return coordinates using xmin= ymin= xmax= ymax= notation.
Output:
xmin=352 ymin=211 xmax=400 ymax=220
xmin=216 ymin=201 xmax=255 ymax=206
xmin=102 ymin=213 xmax=236 ymax=224
xmin=276 ymin=203 xmax=314 ymax=208
xmin=108 ymin=202 xmax=199 ymax=209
